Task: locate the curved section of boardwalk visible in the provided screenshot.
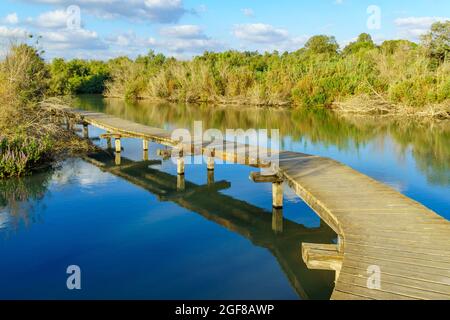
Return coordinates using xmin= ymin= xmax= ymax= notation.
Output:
xmin=52 ymin=105 xmax=450 ymax=300
xmin=278 ymin=152 xmax=450 ymax=300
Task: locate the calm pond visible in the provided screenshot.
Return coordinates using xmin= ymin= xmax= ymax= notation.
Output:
xmin=0 ymin=95 xmax=449 ymax=299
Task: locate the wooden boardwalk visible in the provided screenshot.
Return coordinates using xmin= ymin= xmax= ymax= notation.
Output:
xmin=53 ymin=106 xmax=450 ymax=300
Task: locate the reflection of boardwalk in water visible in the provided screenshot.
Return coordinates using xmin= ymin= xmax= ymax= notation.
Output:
xmin=83 ymin=151 xmax=336 ymax=300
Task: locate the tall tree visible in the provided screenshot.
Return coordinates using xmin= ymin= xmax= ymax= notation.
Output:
xmin=421 ymin=21 xmax=450 ymax=64
xmin=304 ymin=35 xmax=339 ymax=55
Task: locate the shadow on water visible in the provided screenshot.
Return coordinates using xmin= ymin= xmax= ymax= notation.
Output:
xmin=75 ymin=95 xmax=450 ymax=187
xmin=83 ymin=150 xmax=336 ymax=300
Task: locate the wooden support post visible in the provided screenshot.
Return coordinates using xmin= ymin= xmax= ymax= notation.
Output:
xmin=177 ymin=174 xmax=185 ymax=191
xmin=272 ymin=181 xmax=283 ymax=209
xmin=143 ymin=140 xmax=149 ymax=151
xmin=207 ymin=149 xmax=215 ymax=171
xmin=66 ymin=118 xmax=74 ymax=131
xmin=143 ymin=149 xmax=149 ymax=161
xmin=177 ymin=150 xmax=185 ymax=175
xmin=106 ymin=137 xmax=112 ymax=150
xmin=115 ymin=138 xmax=121 ymax=153
xmin=207 ymin=170 xmax=215 ymax=186
xmin=272 ymin=208 xmax=283 ymax=233
xmin=82 ymin=124 xmax=89 ymax=139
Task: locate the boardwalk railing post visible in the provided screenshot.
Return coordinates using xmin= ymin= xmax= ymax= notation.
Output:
xmin=272 ymin=208 xmax=283 ymax=233
xmin=177 ymin=150 xmax=185 ymax=176
xmin=272 ymin=181 xmax=283 ymax=209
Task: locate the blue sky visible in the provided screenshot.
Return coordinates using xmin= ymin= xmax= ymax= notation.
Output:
xmin=0 ymin=0 xmax=449 ymax=59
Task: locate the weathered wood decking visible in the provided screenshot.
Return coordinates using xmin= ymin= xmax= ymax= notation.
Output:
xmin=55 ymin=106 xmax=450 ymax=300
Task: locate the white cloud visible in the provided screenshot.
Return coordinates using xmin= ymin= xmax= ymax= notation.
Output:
xmin=394 ymin=16 xmax=450 ymax=40
xmin=105 ymin=25 xmax=222 ymax=58
xmin=32 ymin=9 xmax=71 ymax=29
xmin=23 ymin=0 xmax=186 ymax=23
xmin=159 ymin=25 xmax=206 ymax=39
xmin=161 ymin=38 xmax=222 ymax=54
xmin=232 ymin=23 xmax=308 ymax=52
xmin=4 ymin=13 xmax=19 ymax=25
xmin=233 ymin=23 xmax=289 ymax=44
xmin=0 ymin=25 xmax=28 ymax=39
xmin=40 ymin=28 xmax=105 ymax=51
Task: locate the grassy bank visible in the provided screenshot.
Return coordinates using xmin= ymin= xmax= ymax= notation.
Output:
xmin=46 ymin=22 xmax=450 ymax=118
xmin=0 ymin=43 xmax=94 ymax=179
xmin=101 ymin=23 xmax=449 ymax=118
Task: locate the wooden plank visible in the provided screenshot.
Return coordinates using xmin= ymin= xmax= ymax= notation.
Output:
xmin=331 ymin=290 xmax=373 ymax=300
xmin=337 ymin=271 xmax=450 ymax=300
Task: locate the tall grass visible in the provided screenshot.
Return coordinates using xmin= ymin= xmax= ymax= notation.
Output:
xmin=105 ymin=37 xmax=449 ymax=116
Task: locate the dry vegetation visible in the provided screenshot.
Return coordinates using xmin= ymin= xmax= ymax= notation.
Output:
xmin=0 ymin=43 xmax=95 ymax=178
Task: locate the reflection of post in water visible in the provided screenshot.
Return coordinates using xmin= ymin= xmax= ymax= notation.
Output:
xmin=207 ymin=170 xmax=215 ymax=186
xmin=177 ymin=174 xmax=185 ymax=191
xmin=83 ymin=151 xmax=337 ymax=300
xmin=115 ymin=152 xmax=121 ymax=166
xmin=272 ymin=208 xmax=283 ymax=234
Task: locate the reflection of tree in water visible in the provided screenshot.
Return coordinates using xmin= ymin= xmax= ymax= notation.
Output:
xmin=75 ymin=95 xmax=450 ymax=187
xmin=388 ymin=121 xmax=450 ymax=186
xmin=0 ymin=170 xmax=53 ymax=235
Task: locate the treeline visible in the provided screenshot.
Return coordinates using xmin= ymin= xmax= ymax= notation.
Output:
xmin=46 ymin=21 xmax=450 ymax=113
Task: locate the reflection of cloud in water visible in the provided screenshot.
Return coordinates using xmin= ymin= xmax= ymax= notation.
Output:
xmin=0 ymin=210 xmax=9 ymax=230
xmin=284 ymin=183 xmax=302 ymax=204
xmin=51 ymin=159 xmax=116 ymax=190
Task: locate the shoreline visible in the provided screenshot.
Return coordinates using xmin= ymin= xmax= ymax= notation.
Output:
xmin=102 ymin=93 xmax=450 ymax=121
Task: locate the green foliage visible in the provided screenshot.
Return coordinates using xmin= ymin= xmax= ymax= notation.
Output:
xmin=380 ymin=40 xmax=417 ymax=54
xmin=304 ymin=35 xmax=339 ymax=55
xmin=49 ymin=58 xmax=110 ymax=95
xmin=421 ymin=21 xmax=450 ymax=65
xmin=343 ymin=33 xmax=376 ymax=55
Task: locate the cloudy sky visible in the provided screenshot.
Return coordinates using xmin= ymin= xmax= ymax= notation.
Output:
xmin=0 ymin=0 xmax=449 ymax=60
